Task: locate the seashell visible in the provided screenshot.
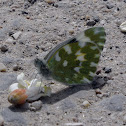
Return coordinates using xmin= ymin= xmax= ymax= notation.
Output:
xmin=82 ymin=100 xmax=90 ymax=108
xmin=120 ymin=21 xmax=126 ymax=32
xmin=8 ymin=89 xmax=28 ymax=105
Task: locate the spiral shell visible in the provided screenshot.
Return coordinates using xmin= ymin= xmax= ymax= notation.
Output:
xmin=8 ymin=89 xmax=28 ymax=105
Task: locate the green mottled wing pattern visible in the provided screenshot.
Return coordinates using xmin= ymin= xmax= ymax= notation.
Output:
xmin=45 ymin=27 xmax=106 ymax=85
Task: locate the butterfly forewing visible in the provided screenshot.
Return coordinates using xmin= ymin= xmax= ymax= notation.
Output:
xmin=41 ymin=27 xmax=105 ymax=85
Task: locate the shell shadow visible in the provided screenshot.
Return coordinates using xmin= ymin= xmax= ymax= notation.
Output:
xmin=8 ymin=103 xmax=29 ymax=112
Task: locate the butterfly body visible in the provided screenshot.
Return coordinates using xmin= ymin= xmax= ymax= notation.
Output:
xmin=34 ymin=27 xmax=106 ymax=86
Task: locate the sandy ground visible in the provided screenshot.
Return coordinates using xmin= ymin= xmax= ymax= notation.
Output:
xmin=0 ymin=0 xmax=126 ymax=126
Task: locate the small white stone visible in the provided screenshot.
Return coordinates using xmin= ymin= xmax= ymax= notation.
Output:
xmin=71 ymin=22 xmax=77 ymax=27
xmin=123 ymin=115 xmax=126 ymax=123
xmin=0 ymin=63 xmax=7 ymax=72
xmin=103 ymin=92 xmax=110 ymax=97
xmin=96 ymin=94 xmax=103 ymax=98
xmin=107 ymin=80 xmax=113 ymax=84
xmin=5 ymin=37 xmax=14 ymax=43
xmin=37 ymin=2 xmax=43 ymax=6
xmin=120 ymin=21 xmax=126 ymax=32
xmin=0 ymin=115 xmax=4 ymax=126
xmin=29 ymin=101 xmax=42 ymax=111
xmin=100 ymin=20 xmax=106 ymax=25
xmin=69 ymin=29 xmax=74 ymax=34
xmin=12 ymin=31 xmax=22 ymax=39
xmin=82 ymin=100 xmax=90 ymax=107
xmin=65 ymin=123 xmax=83 ymax=126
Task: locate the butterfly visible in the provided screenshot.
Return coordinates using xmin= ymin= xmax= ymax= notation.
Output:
xmin=34 ymin=27 xmax=106 ymax=86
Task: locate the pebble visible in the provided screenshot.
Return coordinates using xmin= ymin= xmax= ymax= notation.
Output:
xmin=103 ymin=67 xmax=112 ymax=73
xmin=123 ymin=115 xmax=126 ymax=124
xmin=24 ymin=3 xmax=30 ymax=9
xmin=103 ymin=92 xmax=110 ymax=97
xmin=93 ymin=16 xmax=100 ymax=22
xmin=100 ymin=94 xmax=126 ymax=111
xmin=0 ymin=63 xmax=7 ymax=72
xmin=37 ymin=2 xmax=43 ymax=7
xmin=12 ymin=31 xmax=22 ymax=40
xmin=27 ymin=0 xmax=37 ymax=4
xmin=0 ymin=45 xmax=8 ymax=52
xmin=92 ymin=76 xmax=106 ymax=88
xmin=85 ymin=15 xmax=90 ymax=20
xmin=82 ymin=100 xmax=90 ymax=108
xmin=100 ymin=20 xmax=106 ymax=25
xmin=65 ymin=123 xmax=84 ymax=126
xmin=13 ymin=65 xmax=22 ymax=71
xmin=117 ymin=7 xmax=120 ymax=11
xmin=80 ymin=16 xmax=85 ymax=20
xmin=19 ymin=41 xmax=24 ymax=45
xmin=120 ymin=21 xmax=126 ymax=32
xmin=95 ymin=89 xmax=102 ymax=95
xmin=48 ymin=81 xmax=55 ymax=84
xmin=45 ymin=0 xmax=55 ymax=4
xmin=0 ymin=115 xmax=4 ymax=126
xmin=53 ymin=3 xmax=58 ymax=8
xmin=124 ymin=0 xmax=126 ymax=3
xmin=8 ymin=32 xmax=14 ymax=36
xmin=106 ymin=4 xmax=114 ymax=9
xmin=5 ymin=37 xmax=14 ymax=43
xmin=21 ymin=11 xmax=28 ymax=15
xmin=107 ymin=80 xmax=113 ymax=84
xmin=96 ymin=94 xmax=103 ymax=98
xmin=86 ymin=20 xmax=96 ymax=26
xmin=69 ymin=30 xmax=74 ymax=35
xmin=29 ymin=101 xmax=42 ymax=111
xmin=96 ymin=70 xmax=101 ymax=75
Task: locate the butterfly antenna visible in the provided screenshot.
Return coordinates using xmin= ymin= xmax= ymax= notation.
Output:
xmin=34 ymin=72 xmax=39 ymax=79
xmin=27 ymin=66 xmax=37 ymax=80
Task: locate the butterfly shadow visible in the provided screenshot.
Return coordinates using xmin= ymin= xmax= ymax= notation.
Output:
xmin=40 ymin=75 xmax=109 ymax=105
xmin=8 ymin=75 xmax=108 ymax=112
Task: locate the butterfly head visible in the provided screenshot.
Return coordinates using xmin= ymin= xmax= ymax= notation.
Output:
xmin=34 ymin=58 xmax=50 ymax=77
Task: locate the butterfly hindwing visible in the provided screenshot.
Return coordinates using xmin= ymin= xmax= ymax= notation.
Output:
xmin=34 ymin=27 xmax=106 ymax=86
xmin=42 ymin=27 xmax=106 ymax=85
